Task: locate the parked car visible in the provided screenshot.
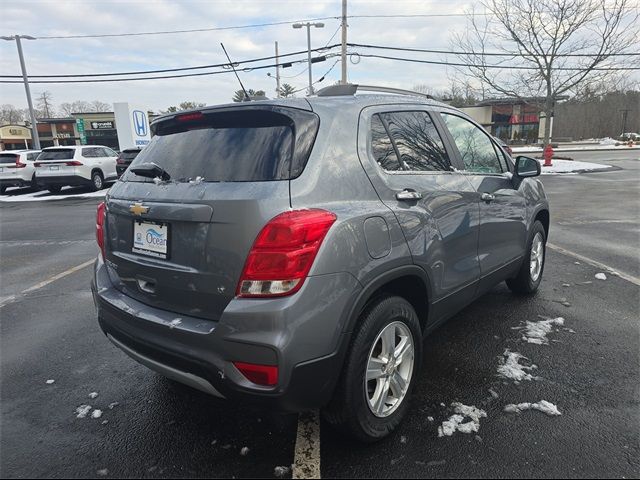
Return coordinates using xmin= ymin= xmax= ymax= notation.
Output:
xmin=493 ymin=136 xmax=513 ymax=156
xmin=0 ymin=149 xmax=41 ymax=194
xmin=619 ymin=132 xmax=639 ymax=141
xmin=35 ymin=145 xmax=118 ymax=193
xmin=116 ymin=147 xmax=143 ymax=178
xmin=92 ymin=86 xmax=549 ymax=442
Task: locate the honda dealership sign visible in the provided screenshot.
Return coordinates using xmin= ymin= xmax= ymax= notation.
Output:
xmin=114 ymin=102 xmax=151 ymax=150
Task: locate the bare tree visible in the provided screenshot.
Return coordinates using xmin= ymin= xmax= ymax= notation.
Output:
xmin=36 ymin=91 xmax=55 ymax=118
xmin=0 ymin=104 xmax=26 ymax=124
xmin=452 ymin=0 xmax=638 ymax=143
xmin=90 ymin=100 xmax=111 ymax=112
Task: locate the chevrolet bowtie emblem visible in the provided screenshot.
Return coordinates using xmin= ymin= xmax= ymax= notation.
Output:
xmin=129 ymin=203 xmax=149 ymax=216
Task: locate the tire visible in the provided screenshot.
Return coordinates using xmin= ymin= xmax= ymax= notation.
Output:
xmin=506 ymin=220 xmax=546 ymax=294
xmin=47 ymin=186 xmax=62 ymax=194
xmin=30 ymin=174 xmax=40 ymax=191
xmin=0 ymin=186 xmax=6 ymax=195
xmin=322 ymin=295 xmax=422 ymax=442
xmin=90 ymin=171 xmax=104 ymax=191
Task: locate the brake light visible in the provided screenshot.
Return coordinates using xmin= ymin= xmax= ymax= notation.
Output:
xmin=176 ymin=112 xmax=204 ymax=122
xmin=236 ymin=209 xmax=337 ymax=298
xmin=233 ymin=362 xmax=278 ymax=386
xmin=116 ymin=156 xmax=125 ymax=164
xmin=65 ymin=161 xmax=83 ymax=166
xmin=96 ymin=202 xmax=106 ymax=259
xmin=34 ymin=162 xmax=42 ymax=167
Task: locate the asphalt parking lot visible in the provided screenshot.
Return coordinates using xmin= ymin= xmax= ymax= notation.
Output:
xmin=1 ymin=151 xmax=638 ymax=478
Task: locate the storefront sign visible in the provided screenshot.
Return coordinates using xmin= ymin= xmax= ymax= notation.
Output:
xmin=90 ymin=121 xmax=114 ymax=130
xmin=75 ymin=118 xmax=87 ymax=145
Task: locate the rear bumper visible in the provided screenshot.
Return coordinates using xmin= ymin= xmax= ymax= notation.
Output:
xmin=92 ymin=255 xmax=360 ymax=412
xmin=36 ymin=174 xmax=91 ymax=187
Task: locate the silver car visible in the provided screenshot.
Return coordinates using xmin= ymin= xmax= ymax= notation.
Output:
xmin=92 ymin=85 xmax=549 ymax=442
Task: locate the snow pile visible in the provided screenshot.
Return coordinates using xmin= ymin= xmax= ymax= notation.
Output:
xmin=0 ymin=188 xmax=107 ymax=203
xmin=91 ymin=409 xmax=103 ymax=419
xmin=504 ymin=400 xmax=562 ymax=416
xmin=539 ymin=159 xmax=611 ymax=175
xmin=437 ymin=403 xmax=487 ymax=437
xmin=497 ymin=350 xmax=539 ymax=382
xmin=75 ymin=405 xmax=92 ymax=418
xmin=274 ymin=466 xmax=291 ymax=477
xmin=599 ymin=137 xmax=618 ymax=145
xmin=595 ymin=273 xmax=607 ymax=280
xmin=88 ymin=392 xmax=99 ymax=399
xmin=520 ymin=317 xmax=565 ymax=345
xmin=45 ymin=379 xmax=55 ymax=384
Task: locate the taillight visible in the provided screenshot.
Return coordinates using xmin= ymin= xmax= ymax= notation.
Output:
xmin=66 ymin=161 xmax=83 ymax=166
xmin=236 ymin=209 xmax=337 ymax=298
xmin=116 ymin=156 xmax=125 ymax=164
xmin=15 ymin=160 xmax=27 ymax=168
xmin=233 ymin=362 xmax=278 ymax=386
xmin=96 ymin=202 xmax=106 ymax=259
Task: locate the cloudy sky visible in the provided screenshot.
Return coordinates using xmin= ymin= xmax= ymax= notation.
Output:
xmin=1 ymin=0 xmax=637 ymax=114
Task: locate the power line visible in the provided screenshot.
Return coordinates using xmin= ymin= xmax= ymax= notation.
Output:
xmin=350 ymin=43 xmax=640 ymax=58
xmin=0 ymin=44 xmax=340 ymax=78
xmin=30 ymin=17 xmax=341 ymax=40
xmin=355 ymin=53 xmax=640 ymax=71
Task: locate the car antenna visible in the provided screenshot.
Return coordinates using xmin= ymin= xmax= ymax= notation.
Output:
xmin=220 ymin=43 xmax=251 ymax=102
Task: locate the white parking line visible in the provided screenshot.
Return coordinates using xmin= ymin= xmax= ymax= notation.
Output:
xmin=0 ymin=258 xmax=95 ymax=308
xmin=293 ymin=410 xmax=321 ymax=479
xmin=547 ymin=243 xmax=640 ymax=286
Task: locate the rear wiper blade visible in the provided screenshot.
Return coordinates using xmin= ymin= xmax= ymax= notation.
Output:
xmin=130 ymin=162 xmax=171 ymax=181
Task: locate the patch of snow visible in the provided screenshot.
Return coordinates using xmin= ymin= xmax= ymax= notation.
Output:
xmin=427 ymin=416 xmax=434 ymax=422
xmin=427 ymin=459 xmax=446 ymax=466
xmin=108 ymin=402 xmax=119 ymax=409
xmin=504 ymin=400 xmax=562 ymax=416
xmin=240 ymin=446 xmax=250 ymax=456
xmin=169 ymin=318 xmax=182 ymax=329
xmin=599 ymin=137 xmax=617 ymax=145
xmin=497 ymin=350 xmax=539 ymax=382
xmin=400 ymin=435 xmax=407 ymax=444
xmin=595 ymin=273 xmax=607 ymax=280
xmin=539 ymin=159 xmax=611 ymax=175
xmin=45 ymin=379 xmax=55 ymax=384
xmin=97 ymin=469 xmax=108 ymax=476
xmin=488 ymin=389 xmax=499 ymax=399
xmin=274 ymin=466 xmax=290 ymax=477
xmin=189 ymin=176 xmax=204 ymax=185
xmin=153 ymin=177 xmax=163 ymax=185
xmin=437 ymin=403 xmax=487 ymax=437
xmin=76 ymin=405 xmax=92 ymax=418
xmin=520 ymin=317 xmax=565 ymax=345
xmin=88 ymin=392 xmax=99 ymax=399
xmin=91 ymin=409 xmax=103 ymax=419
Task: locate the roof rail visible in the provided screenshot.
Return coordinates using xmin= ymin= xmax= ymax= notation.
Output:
xmin=316 ymin=83 xmax=434 ymax=99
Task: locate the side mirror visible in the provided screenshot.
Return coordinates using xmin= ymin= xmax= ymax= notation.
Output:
xmin=515 ymin=156 xmax=541 ymax=178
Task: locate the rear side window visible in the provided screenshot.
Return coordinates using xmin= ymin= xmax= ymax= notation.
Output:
xmin=370 ymin=111 xmax=451 ymax=172
xmin=123 ymin=107 xmax=319 ymax=182
xmin=121 ymin=150 xmax=140 ymax=160
xmin=38 ymin=149 xmax=75 ymax=161
xmin=441 ymin=113 xmax=504 ymax=174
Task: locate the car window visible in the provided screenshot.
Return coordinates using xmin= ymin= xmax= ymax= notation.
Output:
xmin=27 ymin=153 xmax=38 ymax=161
xmin=82 ymin=148 xmax=97 ymax=158
xmin=102 ymin=147 xmax=117 ymax=157
xmin=121 ymin=150 xmax=140 ymax=161
xmin=371 ymin=114 xmax=402 ymax=171
xmin=373 ymin=111 xmax=451 ymax=172
xmin=441 ymin=113 xmax=503 ymax=174
xmin=38 ymin=149 xmax=75 ymax=160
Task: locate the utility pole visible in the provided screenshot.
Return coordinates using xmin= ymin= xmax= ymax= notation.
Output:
xmin=341 ymin=0 xmax=348 ymax=84
xmin=620 ymin=109 xmax=631 ymax=135
xmin=1 ymin=35 xmax=41 ymax=149
xmin=293 ymin=22 xmax=324 ymax=95
xmin=275 ymin=41 xmax=281 ymax=98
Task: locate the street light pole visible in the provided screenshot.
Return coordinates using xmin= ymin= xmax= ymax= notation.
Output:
xmin=293 ymin=22 xmax=324 ymax=96
xmin=341 ymin=0 xmax=348 ymax=84
xmin=1 ymin=35 xmax=40 ymax=149
xmin=275 ymin=41 xmax=281 ymax=98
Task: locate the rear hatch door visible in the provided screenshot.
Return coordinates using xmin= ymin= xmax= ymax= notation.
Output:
xmin=105 ymin=105 xmax=319 ymax=321
xmin=35 ymin=148 xmax=78 ymax=177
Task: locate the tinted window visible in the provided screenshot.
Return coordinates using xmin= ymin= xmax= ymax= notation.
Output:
xmin=441 ymin=113 xmax=503 ymax=173
xmin=0 ymin=154 xmax=19 ymax=164
xmin=121 ymin=150 xmax=140 ymax=161
xmin=381 ymin=111 xmax=451 ymax=172
xmin=371 ymin=114 xmax=401 ymax=171
xmin=82 ymin=148 xmax=97 ymax=158
xmin=103 ymin=147 xmax=118 ymax=157
xmin=38 ymin=149 xmax=75 ymax=160
xmin=124 ymin=108 xmax=318 ymax=182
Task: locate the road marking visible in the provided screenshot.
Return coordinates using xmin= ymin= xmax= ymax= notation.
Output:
xmin=547 ymin=243 xmax=640 ymax=286
xmin=0 ymin=259 xmax=95 ymax=308
xmin=293 ymin=410 xmax=321 ymax=479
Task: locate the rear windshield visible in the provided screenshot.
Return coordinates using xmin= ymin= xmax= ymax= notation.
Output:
xmin=0 ymin=154 xmax=19 ymax=164
xmin=38 ymin=149 xmax=75 ymax=161
xmin=121 ymin=150 xmax=140 ymax=160
xmin=122 ymin=107 xmax=319 ymax=183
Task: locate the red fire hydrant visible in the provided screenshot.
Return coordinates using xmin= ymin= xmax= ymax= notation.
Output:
xmin=543 ymin=144 xmax=553 ymax=167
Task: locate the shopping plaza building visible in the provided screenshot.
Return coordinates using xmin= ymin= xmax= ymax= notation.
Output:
xmin=0 ymin=111 xmax=158 ymax=151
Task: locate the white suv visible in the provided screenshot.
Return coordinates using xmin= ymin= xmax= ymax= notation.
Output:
xmin=0 ymin=150 xmax=41 ymax=194
xmin=35 ymin=145 xmax=118 ymax=193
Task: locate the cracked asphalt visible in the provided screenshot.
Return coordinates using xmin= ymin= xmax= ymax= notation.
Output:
xmin=1 ymin=150 xmax=638 ymax=478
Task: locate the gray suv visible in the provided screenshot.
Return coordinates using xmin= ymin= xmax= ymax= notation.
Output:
xmin=92 ymin=85 xmax=549 ymax=442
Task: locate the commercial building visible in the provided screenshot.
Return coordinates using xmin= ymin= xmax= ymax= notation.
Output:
xmin=461 ymin=98 xmax=543 ymax=143
xmin=0 ymin=124 xmax=33 ymax=150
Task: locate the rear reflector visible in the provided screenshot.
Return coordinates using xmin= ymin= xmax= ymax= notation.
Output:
xmin=236 ymin=209 xmax=337 ymax=298
xmin=233 ymin=362 xmax=278 ymax=386
xmin=96 ymin=202 xmax=106 ymax=259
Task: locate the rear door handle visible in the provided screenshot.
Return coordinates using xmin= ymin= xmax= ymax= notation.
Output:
xmin=481 ymin=192 xmax=495 ymax=202
xmin=396 ymin=189 xmax=422 ymax=201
